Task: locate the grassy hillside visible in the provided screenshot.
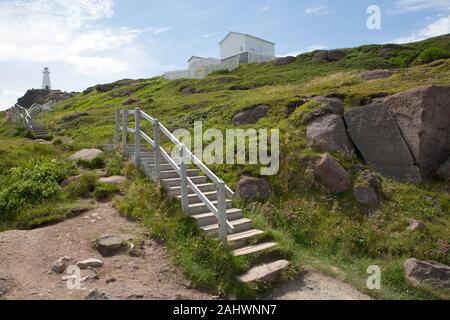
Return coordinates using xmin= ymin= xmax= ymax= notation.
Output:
xmin=1 ymin=35 xmax=449 ymax=299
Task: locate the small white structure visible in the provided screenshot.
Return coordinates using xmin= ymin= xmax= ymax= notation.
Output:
xmin=42 ymin=67 xmax=52 ymax=90
xmin=219 ymin=32 xmax=275 ymax=60
xmin=164 ymin=32 xmax=276 ymax=80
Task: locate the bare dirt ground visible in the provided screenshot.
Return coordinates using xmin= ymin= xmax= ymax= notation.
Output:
xmin=267 ymin=270 xmax=371 ymax=300
xmin=0 ymin=202 xmax=370 ymax=300
xmin=0 ymin=203 xmax=212 ymax=300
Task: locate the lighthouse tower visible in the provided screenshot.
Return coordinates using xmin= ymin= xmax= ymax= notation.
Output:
xmin=42 ymin=67 xmax=52 ymax=90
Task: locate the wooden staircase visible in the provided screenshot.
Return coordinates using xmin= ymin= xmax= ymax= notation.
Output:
xmin=10 ymin=104 xmax=50 ymax=140
xmin=125 ymin=145 xmax=277 ymax=257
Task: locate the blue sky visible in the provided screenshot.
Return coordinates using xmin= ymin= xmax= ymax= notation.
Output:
xmin=0 ymin=0 xmax=449 ymax=109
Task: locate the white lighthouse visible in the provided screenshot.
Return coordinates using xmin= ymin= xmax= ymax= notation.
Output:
xmin=42 ymin=67 xmax=52 ymax=90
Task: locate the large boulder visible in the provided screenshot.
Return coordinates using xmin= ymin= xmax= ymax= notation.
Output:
xmin=232 ymin=105 xmax=270 ymax=125
xmin=68 ymin=149 xmax=104 ymax=162
xmin=404 ymin=259 xmax=450 ymax=290
xmin=306 ymin=114 xmax=355 ymax=155
xmin=313 ymin=96 xmax=344 ymax=115
xmin=384 ymin=85 xmax=450 ymax=179
xmin=344 ymin=103 xmax=422 ymax=183
xmin=437 ymin=157 xmax=450 ymax=181
xmin=313 ymin=154 xmax=351 ymax=193
xmin=236 ymin=176 xmax=271 ymax=202
xmin=361 ymin=70 xmax=394 ymax=81
xmin=273 ymin=56 xmax=296 ymax=66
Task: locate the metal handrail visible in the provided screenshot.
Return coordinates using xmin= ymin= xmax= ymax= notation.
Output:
xmin=115 ymin=107 xmax=236 ymax=243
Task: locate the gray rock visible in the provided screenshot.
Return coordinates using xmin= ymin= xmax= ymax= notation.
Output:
xmin=312 ymin=50 xmax=346 ymax=62
xmin=313 ymin=96 xmax=344 ymax=115
xmin=76 ymin=258 xmax=103 ymax=269
xmin=50 ymin=257 xmax=69 ymax=274
xmin=236 ymin=176 xmax=271 ymax=202
xmin=354 ymin=186 xmax=379 ymax=207
xmin=68 ymin=149 xmax=104 ymax=162
xmin=313 ymin=154 xmax=351 ymax=193
xmin=385 ymin=85 xmax=450 ymax=179
xmin=404 ymin=259 xmax=450 ymax=290
xmin=306 ymin=114 xmax=355 ymax=155
xmin=273 ymin=56 xmax=296 ymax=66
xmin=286 ymin=99 xmax=307 ymax=116
xmin=84 ymin=288 xmax=114 ymax=300
xmin=437 ymin=157 xmax=450 ymax=181
xmin=96 ymin=235 xmax=127 ymax=257
xmin=99 ymin=176 xmax=126 ymax=185
xmin=123 ymin=98 xmax=140 ymax=106
xmin=361 ymin=70 xmax=394 ymax=81
xmin=180 ymin=86 xmax=195 ymax=95
xmin=61 ymin=175 xmax=81 ymax=187
xmin=344 ymin=103 xmax=422 ymax=183
xmin=232 ymin=105 xmax=270 ymax=125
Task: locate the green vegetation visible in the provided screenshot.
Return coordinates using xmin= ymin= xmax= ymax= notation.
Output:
xmin=1 ymin=35 xmax=449 ymax=299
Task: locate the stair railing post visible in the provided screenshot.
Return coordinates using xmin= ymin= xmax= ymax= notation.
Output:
xmin=114 ymin=109 xmax=119 ymax=148
xmin=122 ymin=108 xmax=127 ymax=151
xmin=14 ymin=106 xmax=18 ymax=125
xmin=21 ymin=108 xmax=26 ymax=128
xmin=217 ymin=180 xmax=228 ymax=246
xmin=179 ymin=144 xmax=189 ymax=214
xmin=153 ymin=119 xmax=161 ymax=181
xmin=134 ymin=107 xmax=141 ymax=167
xmin=11 ymin=107 xmax=15 ymax=124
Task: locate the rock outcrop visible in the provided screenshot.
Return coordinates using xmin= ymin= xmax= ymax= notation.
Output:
xmin=344 ymin=103 xmax=421 ymax=183
xmin=62 ymin=112 xmax=88 ymax=123
xmin=437 ymin=157 xmax=450 ymax=181
xmin=313 ymin=154 xmax=351 ymax=193
xmin=361 ymin=70 xmax=394 ymax=81
xmin=404 ymin=259 xmax=450 ymax=290
xmin=273 ymin=56 xmax=296 ymax=66
xmin=306 ymin=114 xmax=355 ymax=155
xmin=236 ymin=176 xmax=271 ymax=202
xmin=17 ymin=89 xmax=72 ymax=109
xmin=312 ymin=50 xmax=346 ymax=62
xmin=384 ymin=85 xmax=450 ymax=179
xmin=232 ymin=105 xmax=270 ymax=125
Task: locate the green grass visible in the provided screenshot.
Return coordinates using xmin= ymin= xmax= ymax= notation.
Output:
xmin=1 ymin=35 xmax=450 ymax=299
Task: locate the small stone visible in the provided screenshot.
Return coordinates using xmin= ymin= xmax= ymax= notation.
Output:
xmin=407 ymin=219 xmax=427 ymax=232
xmin=85 ymin=289 xmax=114 ymax=300
xmin=50 ymin=257 xmax=69 ymax=274
xmin=354 ymin=185 xmax=379 ymax=208
xmin=76 ymin=258 xmax=103 ymax=269
xmin=106 ymin=278 xmax=117 ymax=284
xmin=96 ymin=235 xmax=127 ymax=257
xmin=98 ymin=176 xmax=126 ymax=185
xmin=313 ymin=154 xmax=351 ymax=193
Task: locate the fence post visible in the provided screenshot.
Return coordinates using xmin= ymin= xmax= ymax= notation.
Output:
xmin=153 ymin=119 xmax=161 ymax=181
xmin=134 ymin=107 xmax=141 ymax=167
xmin=122 ymin=109 xmax=127 ymax=151
xmin=114 ymin=109 xmax=119 ymax=148
xmin=179 ymin=145 xmax=189 ymax=214
xmin=217 ymin=181 xmax=228 ymax=246
xmin=21 ymin=108 xmax=26 ymax=127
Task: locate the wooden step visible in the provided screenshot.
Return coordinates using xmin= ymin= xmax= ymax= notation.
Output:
xmin=162 ymin=176 xmax=207 ymax=188
xmin=177 ymin=190 xmax=218 ymax=204
xmin=202 ymin=218 xmax=253 ymax=235
xmin=232 ymin=242 xmax=277 ymax=257
xmin=192 ymin=208 xmax=242 ymax=227
xmin=228 ymin=229 xmax=265 ymax=249
xmin=142 ymin=163 xmax=174 ymax=171
xmin=169 ymin=183 xmax=216 ymax=196
xmin=160 ymin=169 xmax=199 ymax=180
xmin=188 ymin=199 xmax=232 ymax=215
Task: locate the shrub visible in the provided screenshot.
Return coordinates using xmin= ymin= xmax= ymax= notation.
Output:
xmin=106 ymin=153 xmax=124 ymax=176
xmin=390 ymin=50 xmax=420 ymax=67
xmin=66 ymin=173 xmax=98 ymax=198
xmin=0 ymin=158 xmax=76 ymax=219
xmin=77 ymin=157 xmax=105 ymax=169
xmin=415 ymin=47 xmax=450 ymax=65
xmin=93 ymin=183 xmax=120 ymax=201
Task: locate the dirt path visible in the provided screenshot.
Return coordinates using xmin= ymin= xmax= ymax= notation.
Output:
xmin=0 ymin=203 xmax=212 ymax=300
xmin=267 ymin=270 xmax=371 ymax=300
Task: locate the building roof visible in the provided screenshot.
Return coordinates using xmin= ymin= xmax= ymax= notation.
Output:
xmin=219 ymin=31 xmax=275 ymax=46
xmin=187 ymin=56 xmax=205 ymax=62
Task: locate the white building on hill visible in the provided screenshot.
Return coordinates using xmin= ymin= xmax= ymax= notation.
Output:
xmin=164 ymin=31 xmax=276 ymax=80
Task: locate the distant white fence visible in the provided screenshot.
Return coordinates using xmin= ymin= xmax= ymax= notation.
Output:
xmin=164 ymin=53 xmax=275 ymax=80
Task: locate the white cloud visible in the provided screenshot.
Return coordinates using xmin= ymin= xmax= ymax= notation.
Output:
xmin=394 ymin=15 xmax=450 ymax=43
xmin=0 ymin=0 xmax=168 ymax=76
xmin=258 ymin=6 xmax=271 ymax=12
xmin=393 ymin=0 xmax=450 ymax=13
xmin=283 ymin=45 xmax=328 ymax=57
xmin=305 ymin=6 xmax=333 ymax=16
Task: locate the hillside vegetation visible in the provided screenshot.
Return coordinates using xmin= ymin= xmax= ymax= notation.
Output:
xmin=1 ymin=35 xmax=449 ymax=299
